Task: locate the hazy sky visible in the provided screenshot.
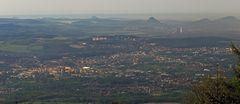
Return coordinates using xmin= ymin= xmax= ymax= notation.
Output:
xmin=0 ymin=0 xmax=239 ymax=15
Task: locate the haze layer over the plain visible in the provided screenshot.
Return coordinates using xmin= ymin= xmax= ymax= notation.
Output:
xmin=0 ymin=0 xmax=239 ymax=15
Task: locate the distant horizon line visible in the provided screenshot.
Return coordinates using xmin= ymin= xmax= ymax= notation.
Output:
xmin=1 ymin=12 xmax=240 ymax=16
xmin=1 ymin=13 xmax=240 ymax=20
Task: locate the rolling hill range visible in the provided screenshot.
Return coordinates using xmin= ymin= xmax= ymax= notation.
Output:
xmin=0 ymin=16 xmax=240 ymax=39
